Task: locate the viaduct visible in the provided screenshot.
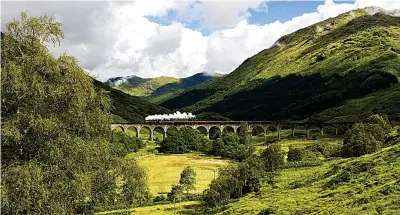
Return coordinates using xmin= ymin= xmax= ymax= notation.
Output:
xmin=111 ymin=121 xmax=353 ymax=141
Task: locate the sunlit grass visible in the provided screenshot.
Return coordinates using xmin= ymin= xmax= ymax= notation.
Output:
xmin=97 ymin=201 xmax=202 ymax=215
xmin=216 ymin=143 xmax=400 ymax=215
xmin=135 ymin=152 xmax=229 ymax=195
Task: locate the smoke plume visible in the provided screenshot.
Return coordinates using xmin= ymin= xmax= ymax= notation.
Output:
xmin=145 ymin=111 xmax=196 ymax=121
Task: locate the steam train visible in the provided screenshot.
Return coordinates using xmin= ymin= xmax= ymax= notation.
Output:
xmin=145 ymin=118 xmax=196 ymax=124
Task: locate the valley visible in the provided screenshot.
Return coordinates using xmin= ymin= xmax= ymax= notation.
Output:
xmin=2 ymin=5 xmax=400 ymax=215
xmin=98 ymin=131 xmax=400 ymax=215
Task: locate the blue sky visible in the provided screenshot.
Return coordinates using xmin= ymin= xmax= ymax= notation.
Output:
xmin=147 ymin=1 xmax=357 ymax=35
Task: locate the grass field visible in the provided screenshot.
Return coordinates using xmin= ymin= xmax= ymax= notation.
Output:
xmin=135 ymin=152 xmax=229 ymax=195
xmin=98 ymin=201 xmax=202 ymax=215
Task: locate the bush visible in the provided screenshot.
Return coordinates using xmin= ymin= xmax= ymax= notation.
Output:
xmin=153 ymin=195 xmax=167 ymax=202
xmin=258 ymin=208 xmax=276 ymax=215
xmin=284 ymin=160 xmax=323 ymax=169
xmin=287 ymin=145 xmax=305 ymax=162
xmin=306 ymin=141 xmax=342 ymax=158
xmin=201 ymin=140 xmax=213 ymax=154
xmin=386 ymin=135 xmax=400 ymax=146
xmin=286 ymin=145 xmax=321 ymax=168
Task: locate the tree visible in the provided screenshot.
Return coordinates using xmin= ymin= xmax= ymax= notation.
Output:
xmin=240 ymin=156 xmax=265 ymax=193
xmin=159 ymin=127 xmax=206 ymax=154
xmin=204 ymin=156 xmax=267 ymax=207
xmin=167 ymin=184 xmax=184 ymax=212
xmin=118 ymin=159 xmax=150 ymax=206
xmin=261 ymin=144 xmax=285 ymax=172
xmin=341 ymin=123 xmax=380 ymax=157
xmin=341 ymin=114 xmax=392 ymax=157
xmin=238 ymin=122 xmax=250 ymax=145
xmin=110 ymin=131 xmax=144 ymax=157
xmin=1 ymin=12 xmax=149 ymax=214
xmin=364 ymin=114 xmax=392 ymax=142
xmin=204 ymin=164 xmax=241 ymax=206
xmin=211 ymin=132 xmax=253 ymax=161
xmin=179 ymin=166 xmax=197 ymax=194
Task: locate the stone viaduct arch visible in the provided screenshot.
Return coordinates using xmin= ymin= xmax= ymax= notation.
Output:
xmin=110 ymin=121 xmax=353 ymax=142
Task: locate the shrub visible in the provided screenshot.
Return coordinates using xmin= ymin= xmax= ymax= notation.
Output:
xmin=240 ymin=156 xmax=265 ymax=193
xmin=287 ymin=145 xmax=305 ymax=162
xmin=258 ymin=208 xmax=276 ymax=215
xmin=306 ymin=141 xmax=342 ymax=158
xmin=153 ymin=195 xmax=167 ymax=202
xmin=201 ymin=140 xmax=213 ymax=154
xmin=286 ymin=145 xmax=321 ymax=168
xmin=386 ymin=135 xmax=400 ymax=146
xmin=284 ymin=160 xmax=323 ymax=169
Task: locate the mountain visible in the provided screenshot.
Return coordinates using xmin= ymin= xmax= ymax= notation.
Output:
xmin=93 ymin=79 xmax=171 ymax=123
xmin=106 ymin=72 xmax=224 ymax=104
xmin=161 ymin=8 xmax=400 ymax=123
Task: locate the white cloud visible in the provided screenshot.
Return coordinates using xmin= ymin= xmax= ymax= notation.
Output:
xmin=178 ymin=0 xmax=268 ymax=29
xmin=1 ymin=0 xmax=399 ymax=81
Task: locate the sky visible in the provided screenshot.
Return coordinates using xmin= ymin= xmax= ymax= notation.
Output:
xmin=1 ymin=0 xmax=400 ymax=81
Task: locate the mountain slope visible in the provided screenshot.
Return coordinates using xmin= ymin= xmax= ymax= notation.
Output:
xmin=93 ymin=79 xmax=171 ymax=123
xmin=161 ymin=8 xmax=400 ymax=122
xmin=107 ymin=72 xmax=224 ymax=104
xmin=216 ymin=138 xmax=400 ymax=215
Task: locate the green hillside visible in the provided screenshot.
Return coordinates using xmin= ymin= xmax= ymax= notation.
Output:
xmin=93 ymin=79 xmax=171 ymax=123
xmin=213 ymin=137 xmax=400 ymax=215
xmin=109 ymin=76 xmax=179 ymax=98
xmin=107 ymin=72 xmax=224 ymax=104
xmin=161 ymin=9 xmax=400 ymax=122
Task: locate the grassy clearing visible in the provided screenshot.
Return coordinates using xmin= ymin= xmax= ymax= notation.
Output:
xmin=97 ymin=201 xmax=202 ymax=215
xmin=135 ymin=153 xmax=229 ymax=195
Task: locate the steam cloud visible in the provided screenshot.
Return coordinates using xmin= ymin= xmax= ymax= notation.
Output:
xmin=145 ymin=111 xmax=196 ymax=121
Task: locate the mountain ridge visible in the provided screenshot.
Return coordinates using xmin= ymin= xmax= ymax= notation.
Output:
xmin=93 ymin=79 xmax=171 ymax=123
xmin=106 ymin=72 xmax=224 ymax=104
xmin=160 ymin=8 xmax=400 ymax=122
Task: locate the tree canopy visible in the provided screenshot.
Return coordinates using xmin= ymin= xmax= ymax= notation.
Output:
xmin=1 ymin=12 xmax=149 ymax=214
xmin=179 ymin=166 xmax=197 ymax=194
